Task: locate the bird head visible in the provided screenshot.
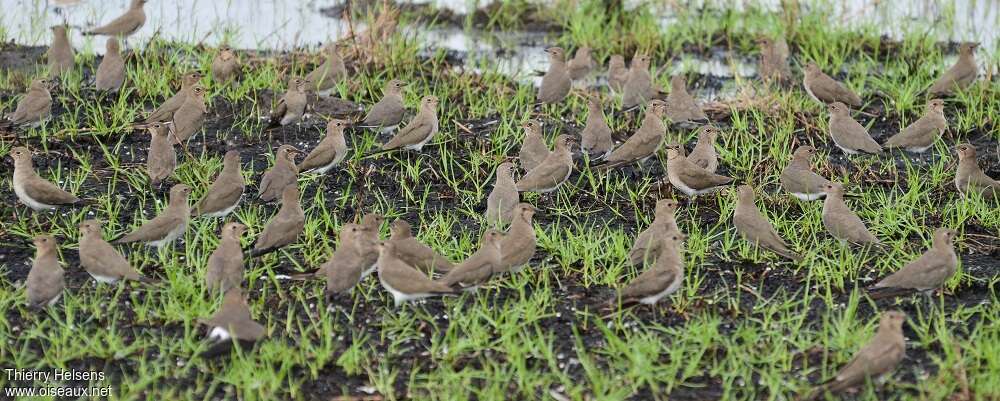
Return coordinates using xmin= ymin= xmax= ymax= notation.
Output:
xmin=170 ymin=184 xmax=193 ymax=200
xmin=655 ymin=198 xmax=679 ymax=216
xmin=827 ymin=102 xmax=849 ymax=115
xmin=954 ymin=143 xmax=976 ymax=160
xmin=933 ymin=228 xmax=958 ymax=246
xmin=545 ymin=47 xmax=565 ymax=61
xmin=879 ymin=311 xmax=906 ymax=332
xmin=8 ymin=146 xmax=32 ymax=164
xmin=390 ymin=219 xmax=412 ymax=239
xmin=78 ymin=219 xmax=103 ymax=236
xmin=327 ymin=119 xmax=349 ymax=132
xmin=927 ymin=99 xmax=945 ymax=113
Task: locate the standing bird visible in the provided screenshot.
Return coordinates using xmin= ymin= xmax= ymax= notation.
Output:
xmin=250 ymin=185 xmax=305 ymax=257
xmin=258 ymin=145 xmax=300 ymax=202
xmin=664 ymin=145 xmax=733 ymax=197
xmin=622 ymin=53 xmax=655 ymax=109
xmin=113 ymin=184 xmax=192 ymax=248
xmin=211 ymin=46 xmax=241 ymax=85
xmin=486 ymin=162 xmax=519 ymax=227
xmin=9 ymin=146 xmax=81 ymax=211
xmin=298 ymin=119 xmax=349 ymax=174
xmin=305 ymin=45 xmax=347 ymax=97
xmin=607 ymin=54 xmax=628 ymax=92
xmin=27 ymin=235 xmax=65 ymax=307
xmin=599 ymin=100 xmax=668 ymax=169
xmin=567 ymin=46 xmax=595 ymax=81
xmin=80 ymin=219 xmax=155 ymax=283
xmin=628 ymin=198 xmax=681 ymax=266
xmin=927 ymin=43 xmax=978 ymax=96
xmin=733 ymin=185 xmax=802 ymax=261
xmin=497 ymin=203 xmax=537 ymax=273
xmin=828 ymin=102 xmax=881 ymax=155
xmin=381 ymin=96 xmax=439 ymax=151
xmin=537 ymin=47 xmax=572 ymax=104
xmin=192 ymin=150 xmax=245 ymax=218
xmin=4 ymin=78 xmax=53 ymax=128
xmin=954 ymin=143 xmax=1000 ymax=198
xmin=95 ymin=37 xmax=125 ymax=93
xmin=199 ymin=289 xmax=266 ymax=358
xmin=664 ymin=75 xmax=708 ymax=124
xmin=803 ymin=62 xmax=862 ymax=106
xmin=805 ymin=311 xmax=906 ymax=398
xmin=757 ymin=36 xmax=791 ymax=84
xmin=618 ymin=233 xmax=686 ymax=306
xmin=780 ymin=146 xmax=832 ymax=201
xmin=821 ymin=183 xmax=880 ymax=245
xmin=580 ymin=95 xmax=614 ymax=160
xmin=144 ymin=72 xmax=203 ymax=123
xmin=387 ymin=220 xmax=454 ymax=274
xmin=83 ymin=0 xmax=146 ymax=38
xmin=206 ymin=222 xmax=247 ymax=293
xmin=47 ymin=25 xmax=75 ymax=78
xmin=146 ymin=122 xmax=176 ymax=186
xmin=359 ymin=79 xmax=406 ymax=133
xmin=269 ymin=77 xmax=310 ymax=128
xmin=517 ymin=119 xmax=548 ymax=173
xmin=323 ymin=224 xmax=375 ymax=296
xmin=516 ymin=135 xmax=575 ymax=193
xmin=169 ymin=85 xmax=207 ymax=143
xmin=687 ymin=126 xmax=720 ymax=173
xmin=884 ymin=99 xmax=947 ymax=153
xmin=441 ymin=230 xmax=505 ymax=291
xmin=376 ymin=242 xmax=455 ymax=306
xmin=868 ymin=228 xmax=958 ymax=299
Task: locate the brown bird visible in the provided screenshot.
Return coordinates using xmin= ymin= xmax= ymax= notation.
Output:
xmin=211 ymin=46 xmax=240 ymax=84
xmin=928 ymin=43 xmax=978 ymax=96
xmin=269 ymin=77 xmax=310 ymax=127
xmin=580 ymin=95 xmax=614 ymax=160
xmin=5 ymin=78 xmax=53 ymax=128
xmin=869 ymin=228 xmax=958 ymax=298
xmin=806 ymin=311 xmax=906 ymax=398
xmin=258 ymin=145 xmax=300 ymax=202
xmin=299 ymin=119 xmax=349 ymax=174
xmin=199 ymin=288 xmax=266 ymax=357
xmin=27 ymin=235 xmax=65 ymax=307
xmin=664 ymin=75 xmax=708 ymax=123
xmin=388 ymin=219 xmax=454 ymax=274
xmin=780 ymin=146 xmax=833 ymax=201
xmin=250 ymin=184 xmax=305 ymax=257
xmin=628 ymin=198 xmax=680 ymax=266
xmin=664 ymin=144 xmax=733 ymax=197
xmin=80 ymin=219 xmax=155 ymax=283
xmin=733 ymin=185 xmax=802 ymax=261
xmin=516 ymin=135 xmax=575 ymax=193
xmin=497 ymin=203 xmax=537 ymax=273
xmin=192 ymin=150 xmax=245 ymax=218
xmin=441 ymin=229 xmax=505 ymax=291
xmin=206 ymin=222 xmax=246 ymax=293
xmin=622 ymin=53 xmax=655 ymax=109
xmin=485 ymin=162 xmax=519 ymax=227
xmin=381 ymin=96 xmax=439 ymax=151
xmin=144 ymin=71 xmax=203 ymax=123
xmin=323 ymin=223 xmax=375 ymax=295
xmin=359 ymin=79 xmax=406 ymax=133
xmin=537 ymin=47 xmax=572 ymax=104
xmin=954 ymin=143 xmax=1000 ymax=198
xmin=803 ymin=62 xmax=862 ymax=106
xmin=607 ymin=54 xmax=628 ymax=92
xmin=822 ymin=183 xmax=880 ymax=245
xmin=376 ymin=242 xmax=454 ymax=306
xmin=518 ymin=118 xmax=548 ymax=173
xmin=618 ymin=232 xmax=686 ymax=306
xmin=47 ymin=25 xmax=75 ymax=78
xmin=95 ymin=37 xmax=125 ymax=92
xmin=599 ymin=100 xmax=667 ymax=168
xmin=567 ymin=46 xmax=595 ymax=81
xmin=83 ymin=0 xmax=146 ymax=37
xmin=828 ymin=102 xmax=881 ymax=155
xmin=113 ymin=184 xmax=191 ymax=248
xmin=757 ymin=36 xmax=791 ymax=84
xmin=884 ymin=99 xmax=947 ymax=153
xmin=146 ymin=122 xmax=176 ymax=186
xmin=305 ymin=44 xmax=347 ymax=97
xmin=687 ymin=125 xmax=720 ymax=173
xmin=169 ymin=85 xmax=207 ymax=143
xmin=10 ymin=146 xmax=81 ymax=211
xmin=357 ymin=213 xmax=385 ymax=275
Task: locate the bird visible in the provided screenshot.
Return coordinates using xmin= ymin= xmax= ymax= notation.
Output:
xmin=757 ymin=36 xmax=791 ymax=84
xmin=441 ymin=229 xmax=505 ymax=291
xmin=928 ymin=43 xmax=978 ymax=96
xmin=4 ymin=78 xmax=53 ymax=128
xmin=269 ymin=77 xmax=310 ymax=128
xmin=687 ymin=125 xmax=720 ymax=173
xmin=805 ymin=311 xmax=906 ymax=398
xmin=169 ymin=85 xmax=208 ymax=143
xmin=95 ymin=37 xmax=125 ymax=93
xmin=192 ymin=150 xmax=245 ymax=218
xmin=146 ymin=122 xmax=176 ymax=186
xmin=821 ymin=183 xmax=880 ymax=245
xmin=664 ymin=144 xmax=733 ymax=197
xmin=664 ymin=75 xmax=708 ymax=123
xmin=954 ymin=143 xmax=1000 ymax=199
xmin=607 ymin=54 xmax=628 ymax=92
xmin=381 ymin=96 xmax=439 ymax=151
xmin=537 ymin=47 xmax=572 ymax=104
xmin=144 ymin=71 xmax=203 ymax=123
xmin=517 ymin=118 xmax=548 ymax=173
xmin=47 ymin=25 xmax=75 ymax=78
xmin=628 ymin=198 xmax=681 ymax=266
xmin=83 ymin=0 xmax=146 ymax=38
xmin=79 ymin=219 xmax=156 ymax=284
xmin=497 ymin=203 xmax=537 ymax=273
xmin=803 ymin=62 xmax=862 ymax=106
xmin=828 ymin=102 xmax=881 ymax=155
xmin=322 ymin=223 xmax=375 ymax=296
xmin=884 ymin=99 xmax=947 ymax=153
xmin=780 ymin=146 xmax=833 ymax=201
xmin=26 ymin=235 xmax=65 ymax=307
xmin=387 ymin=219 xmax=454 ymax=274
xmin=579 ymin=95 xmax=614 ymax=160
xmin=618 ymin=232 xmax=686 ymax=306
xmin=250 ymin=184 xmax=305 ymax=257
xmin=211 ymin=46 xmax=240 ymax=84
xmin=258 ymin=145 xmax=300 ymax=202
xmin=376 ymin=241 xmax=455 ymax=306
xmin=485 ymin=162 xmax=519 ymax=227
xmin=305 ymin=44 xmax=347 ymax=97
xmin=359 ymin=79 xmax=406 ymax=133
xmin=199 ymin=288 xmax=266 ymax=358
xmin=516 ymin=135 xmax=575 ymax=193
xmin=112 ymin=184 xmax=191 ymax=248
xmin=868 ymin=228 xmax=958 ymax=299
xmin=598 ymin=99 xmax=667 ymax=169
xmin=9 ymin=146 xmax=81 ymax=211
xmin=733 ymin=185 xmax=802 ymax=261
xmin=567 ymin=46 xmax=595 ymax=81
xmin=622 ymin=53 xmax=655 ymax=109
xmin=206 ymin=222 xmax=246 ymax=294
xmin=298 ymin=119 xmax=349 ymax=174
